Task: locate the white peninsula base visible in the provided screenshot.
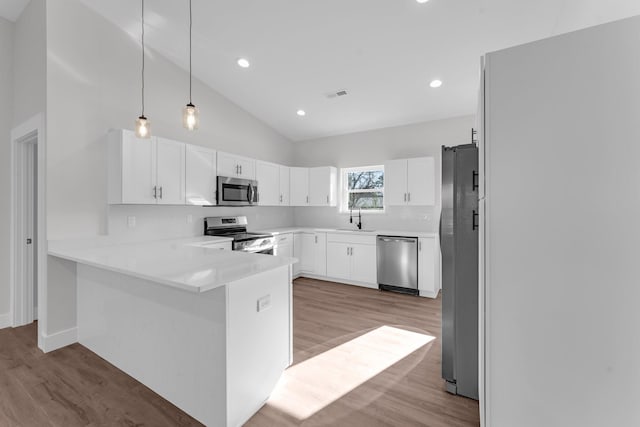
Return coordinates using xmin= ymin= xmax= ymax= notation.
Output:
xmin=77 ymin=263 xmax=292 ymax=427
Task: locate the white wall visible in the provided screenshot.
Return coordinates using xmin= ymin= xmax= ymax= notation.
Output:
xmin=292 ymin=116 xmax=474 ymax=231
xmin=13 ymin=0 xmax=46 ymax=127
xmin=484 ymin=15 xmax=640 ymax=426
xmin=0 ymin=17 xmax=14 ymax=320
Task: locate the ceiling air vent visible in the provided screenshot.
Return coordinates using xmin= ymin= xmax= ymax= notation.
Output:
xmin=326 ymin=89 xmax=348 ymax=99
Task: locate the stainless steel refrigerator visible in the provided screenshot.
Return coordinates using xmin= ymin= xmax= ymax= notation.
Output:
xmin=440 ymin=143 xmax=479 ymax=400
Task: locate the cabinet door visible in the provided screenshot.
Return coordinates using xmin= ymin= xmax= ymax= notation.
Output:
xmin=290 ymin=167 xmax=309 ymax=206
xmin=299 ymin=232 xmax=315 ymax=272
xmin=236 ymin=156 xmax=256 ymax=180
xmin=279 ymin=166 xmax=290 ymax=206
xmin=407 ymin=157 xmax=435 ymax=206
xmin=314 ymin=232 xmax=327 ymax=276
xmin=384 ymin=159 xmax=408 ymax=206
xmin=309 ymin=167 xmax=337 ymax=206
xmin=256 ymin=161 xmax=280 ymax=206
xmin=185 ymin=145 xmax=216 ymax=206
xmin=293 ymin=233 xmax=302 ymax=276
xmin=120 ymin=131 xmax=157 ymax=204
xmin=326 ymin=242 xmax=350 ymax=281
xmin=350 ymin=243 xmax=377 ymax=284
xmin=418 ymin=237 xmax=438 ymax=297
xmin=216 ymin=151 xmax=239 ymax=177
xmin=156 ymin=137 xmax=185 ymax=205
xmin=275 ymin=234 xmax=293 ymax=257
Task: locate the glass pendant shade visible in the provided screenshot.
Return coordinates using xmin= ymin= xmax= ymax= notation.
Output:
xmin=135 ymin=115 xmax=151 ymax=138
xmin=182 ymin=103 xmax=199 ymax=130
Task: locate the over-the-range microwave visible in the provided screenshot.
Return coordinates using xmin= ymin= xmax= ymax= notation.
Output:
xmin=216 ymin=176 xmax=258 ymax=206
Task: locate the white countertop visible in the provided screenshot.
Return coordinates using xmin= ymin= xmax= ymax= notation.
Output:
xmin=48 ymin=236 xmax=296 ymax=293
xmin=256 ymin=227 xmax=438 ymax=239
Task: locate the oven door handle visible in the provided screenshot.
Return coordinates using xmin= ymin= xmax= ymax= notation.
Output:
xmin=247 ymin=184 xmax=254 ymax=204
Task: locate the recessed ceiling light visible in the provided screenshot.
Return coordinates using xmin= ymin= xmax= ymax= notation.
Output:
xmin=297 ymin=110 xmax=306 ymax=117
xmin=416 ymin=0 xmax=429 ymax=3
xmin=237 ymin=58 xmax=250 ymax=68
xmin=430 ymin=79 xmax=443 ymax=88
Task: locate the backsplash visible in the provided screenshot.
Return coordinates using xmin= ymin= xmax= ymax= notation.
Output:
xmin=292 ymin=206 xmax=439 ymax=232
xmin=107 ymin=205 xmax=294 ymax=240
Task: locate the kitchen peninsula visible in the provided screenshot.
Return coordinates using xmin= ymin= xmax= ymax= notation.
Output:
xmin=48 ymin=236 xmax=295 ymax=427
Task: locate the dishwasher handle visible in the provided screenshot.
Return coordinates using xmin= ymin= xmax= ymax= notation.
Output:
xmin=377 ymin=236 xmax=417 ymax=243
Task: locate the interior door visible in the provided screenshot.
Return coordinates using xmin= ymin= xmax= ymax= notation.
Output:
xmin=156 ymin=137 xmax=185 ymax=205
xmin=383 ymin=159 xmax=408 ymax=206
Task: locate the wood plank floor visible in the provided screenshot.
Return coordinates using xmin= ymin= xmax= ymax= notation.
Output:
xmin=0 ymin=278 xmax=479 ymax=426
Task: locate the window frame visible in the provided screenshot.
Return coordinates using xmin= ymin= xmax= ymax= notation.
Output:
xmin=339 ymin=165 xmax=385 ymax=214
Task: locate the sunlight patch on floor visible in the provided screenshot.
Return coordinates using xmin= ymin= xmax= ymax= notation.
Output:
xmin=266 ymin=325 xmax=435 ymax=421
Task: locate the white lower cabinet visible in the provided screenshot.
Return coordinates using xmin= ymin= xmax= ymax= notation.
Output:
xmin=274 ymin=233 xmax=293 ymax=258
xmin=418 ymin=237 xmax=440 ymax=298
xmin=326 ymin=234 xmax=377 ymax=287
xmin=293 ymin=232 xmax=326 ymax=276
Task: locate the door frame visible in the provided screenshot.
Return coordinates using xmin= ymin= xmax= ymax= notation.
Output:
xmin=10 ymin=113 xmax=47 ymax=350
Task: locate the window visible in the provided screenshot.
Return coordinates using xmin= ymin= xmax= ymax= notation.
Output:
xmin=341 ymin=166 xmax=384 ymax=212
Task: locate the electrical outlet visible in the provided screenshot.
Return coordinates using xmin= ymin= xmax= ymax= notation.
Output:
xmin=187 ymin=214 xmax=193 ymax=224
xmin=127 ymin=216 xmax=136 ymax=228
xmin=257 ymin=295 xmax=271 ymax=312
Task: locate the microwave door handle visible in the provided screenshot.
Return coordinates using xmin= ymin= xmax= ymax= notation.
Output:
xmin=247 ymin=184 xmax=254 ymax=203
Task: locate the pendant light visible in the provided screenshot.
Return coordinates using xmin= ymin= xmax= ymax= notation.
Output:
xmin=135 ymin=0 xmax=151 ymax=138
xmin=182 ymin=0 xmax=199 ymax=130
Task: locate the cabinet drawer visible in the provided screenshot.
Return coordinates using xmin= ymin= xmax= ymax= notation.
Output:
xmin=326 ymin=233 xmax=376 ymax=246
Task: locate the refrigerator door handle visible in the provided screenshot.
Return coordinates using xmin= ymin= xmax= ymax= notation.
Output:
xmin=472 ymin=209 xmax=479 ymax=231
xmin=472 ymin=170 xmax=479 ymax=192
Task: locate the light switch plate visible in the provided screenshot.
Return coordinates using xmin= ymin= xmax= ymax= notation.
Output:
xmin=257 ymin=295 xmax=271 ymax=312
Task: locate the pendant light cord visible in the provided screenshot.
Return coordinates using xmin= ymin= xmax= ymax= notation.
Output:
xmin=141 ymin=0 xmax=145 ymax=116
xmin=189 ymin=0 xmax=193 ymax=104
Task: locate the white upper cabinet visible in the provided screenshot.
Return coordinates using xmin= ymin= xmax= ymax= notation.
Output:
xmin=217 ymin=151 xmax=256 ymax=179
xmin=185 ymin=145 xmax=216 ymax=206
xmin=384 ymin=157 xmax=435 ymax=206
xmin=256 ymin=160 xmax=280 ymax=206
xmin=156 ymin=137 xmax=186 ymax=205
xmin=108 ymin=129 xmax=185 ymax=205
xmin=383 ymin=159 xmax=407 ymax=206
xmin=309 ymin=167 xmax=337 ymax=206
xmin=290 ymin=167 xmax=310 ymax=206
xmin=279 ymin=166 xmax=290 ymax=206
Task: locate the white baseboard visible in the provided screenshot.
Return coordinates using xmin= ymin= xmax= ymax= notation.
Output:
xmin=0 ymin=312 xmax=11 ymax=329
xmin=40 ymin=327 xmax=78 ymax=353
xmin=419 ymin=289 xmax=440 ymax=299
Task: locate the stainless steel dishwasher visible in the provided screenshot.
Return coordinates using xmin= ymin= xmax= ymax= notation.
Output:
xmin=377 ymin=235 xmax=419 ymax=295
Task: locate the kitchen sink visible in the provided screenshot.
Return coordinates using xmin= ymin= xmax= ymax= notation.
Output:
xmin=335 ymin=228 xmax=376 ymax=233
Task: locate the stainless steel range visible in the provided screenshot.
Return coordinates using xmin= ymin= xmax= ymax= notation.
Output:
xmin=204 ymin=216 xmax=275 ymax=254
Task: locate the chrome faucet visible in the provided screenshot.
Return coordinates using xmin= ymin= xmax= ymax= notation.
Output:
xmin=350 ymin=208 xmax=362 ymax=230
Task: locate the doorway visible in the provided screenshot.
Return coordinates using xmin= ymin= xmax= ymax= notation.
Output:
xmin=10 ymin=114 xmax=46 ymax=348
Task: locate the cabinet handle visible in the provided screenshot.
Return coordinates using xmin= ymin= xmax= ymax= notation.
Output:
xmin=408 ymin=192 xmax=411 ymax=202
xmin=404 ymin=193 xmax=407 ymax=202
xmin=159 ymin=186 xmax=163 ymax=199
xmin=326 ymin=195 xmax=329 ymax=204
xmin=315 ymin=235 xmax=318 ymax=244
xmin=153 ymin=186 xmax=157 ymax=199
xmin=346 ymin=247 xmax=349 ymax=256
xmin=419 ymin=241 xmax=422 ymax=251
xmin=472 ymin=209 xmax=479 ymax=231
xmin=240 ymin=165 xmax=243 ymax=175
xmin=306 ymin=195 xmax=309 ymax=204
xmin=280 ymin=194 xmax=283 ymax=203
